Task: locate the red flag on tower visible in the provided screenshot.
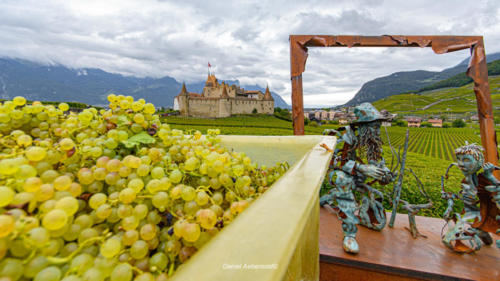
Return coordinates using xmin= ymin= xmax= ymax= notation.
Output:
xmin=208 ymin=62 xmax=211 ymax=68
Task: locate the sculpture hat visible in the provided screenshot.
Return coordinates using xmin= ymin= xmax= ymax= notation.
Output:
xmin=351 ymin=102 xmax=387 ymax=124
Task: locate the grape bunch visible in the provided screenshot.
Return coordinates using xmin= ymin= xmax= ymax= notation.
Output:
xmin=0 ymin=95 xmax=289 ymax=281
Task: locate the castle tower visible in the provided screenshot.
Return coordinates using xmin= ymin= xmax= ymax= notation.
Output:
xmin=221 ymin=82 xmax=229 ymax=98
xmin=177 ymin=82 xmax=189 ymax=116
xmin=264 ymin=85 xmax=274 ymax=101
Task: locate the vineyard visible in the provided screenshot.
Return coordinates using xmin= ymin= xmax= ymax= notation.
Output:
xmin=381 ymin=127 xmax=497 ymax=161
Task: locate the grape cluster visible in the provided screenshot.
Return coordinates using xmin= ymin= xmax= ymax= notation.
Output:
xmin=0 ymin=95 xmax=289 ymax=280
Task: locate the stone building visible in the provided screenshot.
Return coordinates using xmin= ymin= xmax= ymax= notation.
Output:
xmin=174 ymin=74 xmax=274 ymax=118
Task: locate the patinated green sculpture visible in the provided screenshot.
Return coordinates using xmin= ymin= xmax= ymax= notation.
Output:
xmin=441 ymin=143 xmax=500 ymax=253
xmin=320 ymin=103 xmax=394 ymax=254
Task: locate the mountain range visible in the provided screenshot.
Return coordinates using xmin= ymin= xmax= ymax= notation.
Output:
xmin=0 ymin=58 xmax=290 ymax=108
xmin=344 ymin=52 xmax=500 ymax=106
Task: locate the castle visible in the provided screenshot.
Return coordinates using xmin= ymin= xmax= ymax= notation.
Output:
xmin=173 ymin=74 xmax=274 ymax=118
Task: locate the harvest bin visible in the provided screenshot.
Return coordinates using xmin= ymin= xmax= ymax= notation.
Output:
xmin=170 ymin=135 xmax=336 ymax=281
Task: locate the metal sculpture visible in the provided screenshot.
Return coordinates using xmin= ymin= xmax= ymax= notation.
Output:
xmin=320 ymin=103 xmax=394 ymax=254
xmin=441 ymin=143 xmax=500 ymax=253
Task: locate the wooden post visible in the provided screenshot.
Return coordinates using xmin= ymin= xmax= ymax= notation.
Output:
xmin=471 ymin=39 xmax=499 ymax=178
xmin=292 ymin=75 xmax=305 ymax=135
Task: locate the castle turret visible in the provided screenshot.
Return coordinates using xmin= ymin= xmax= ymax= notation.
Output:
xmin=179 ymin=82 xmax=188 ymax=96
xmin=264 ymin=85 xmax=273 ymax=101
xmin=177 ymin=82 xmax=189 ymax=116
xmin=221 ymin=83 xmax=229 ymax=98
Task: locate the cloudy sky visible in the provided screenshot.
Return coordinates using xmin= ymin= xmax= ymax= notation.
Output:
xmin=0 ymin=0 xmax=499 ymax=107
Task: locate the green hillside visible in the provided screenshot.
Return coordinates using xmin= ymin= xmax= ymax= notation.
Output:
xmin=373 ymin=75 xmax=500 ymax=116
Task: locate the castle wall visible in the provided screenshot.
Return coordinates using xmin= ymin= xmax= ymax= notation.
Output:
xmin=230 ymin=99 xmax=274 ymax=115
xmin=186 ymin=99 xmax=220 ymax=118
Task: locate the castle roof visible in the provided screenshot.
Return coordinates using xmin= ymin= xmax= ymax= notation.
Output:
xmin=264 ymin=85 xmax=273 ymax=101
xmin=221 ymin=82 xmax=229 ymax=98
xmin=205 ymin=74 xmax=218 ymax=87
xmin=179 ymin=82 xmax=188 ymax=96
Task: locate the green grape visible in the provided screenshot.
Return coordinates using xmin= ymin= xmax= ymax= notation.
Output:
xmin=59 ymin=138 xmax=75 ymax=150
xmin=170 ymin=184 xmax=182 ymax=199
xmin=140 ymin=223 xmax=156 ymax=241
xmin=94 ymin=255 xmax=116 ymax=277
xmin=16 ymin=134 xmax=32 ymax=147
xmin=152 ymin=192 xmax=168 ymax=211
xmin=35 ymin=183 xmax=54 ymax=201
xmin=78 ymin=228 xmax=98 ymax=244
xmin=24 ymin=255 xmax=49 ymax=278
xmin=100 ymin=238 xmax=121 ymax=258
xmin=110 ymin=263 xmax=132 ymax=281
xmin=121 ymin=216 xmax=139 ymax=231
xmin=146 ymin=179 xmax=161 ymax=193
xmin=0 ymin=215 xmax=15 ymax=238
xmin=55 ymin=196 xmax=79 ymax=216
xmin=96 ymin=203 xmax=112 ymax=219
xmin=119 ymin=188 xmax=136 ymax=204
xmin=146 ymin=210 xmax=162 ymax=224
xmin=11 ymin=191 xmax=34 ymax=206
xmin=42 ymin=209 xmax=68 ymax=230
xmin=136 ymin=164 xmax=150 ymax=177
xmin=93 ymin=167 xmax=107 ymax=181
xmin=87 ymin=181 xmax=103 ymax=193
xmin=82 ymin=267 xmax=105 ymax=281
xmin=70 ymin=253 xmax=94 ymax=275
xmin=68 ymin=182 xmax=82 ymax=197
xmin=195 ymin=190 xmax=209 ymax=206
xmin=106 ymin=159 xmax=121 ymax=172
xmin=62 ymin=275 xmax=82 ymax=281
xmin=0 ymin=186 xmax=14 ymax=207
xmin=184 ymin=157 xmax=200 ymax=171
xmin=149 ymin=252 xmax=168 ymax=271
xmin=117 ymin=204 xmax=134 ymax=219
xmin=169 ymin=169 xmax=183 ymax=183
xmin=89 ymin=193 xmax=107 ymax=209
xmin=118 ymin=166 xmax=131 ymax=177
xmin=130 ymin=240 xmax=149 ymax=259
xmin=104 ymin=138 xmax=118 ymax=149
xmin=0 ymin=258 xmax=24 ymax=281
xmin=123 ymin=155 xmax=141 ymax=168
xmin=197 ymin=209 xmax=217 ymax=229
xmin=123 ymin=230 xmax=139 ymax=246
xmin=27 ymin=227 xmax=50 ymax=246
xmin=25 ymin=146 xmax=47 ymax=162
xmin=0 ymin=158 xmax=20 ymax=175
xmin=150 ymin=166 xmax=164 ymax=179
xmin=181 ymin=185 xmax=196 ymax=201
xmin=10 ymin=239 xmax=31 ymax=257
xmin=212 ymin=192 xmax=223 ymax=205
xmin=62 ymin=224 xmax=81 ymax=241
xmin=34 ymin=266 xmax=61 ymax=281
xmin=41 ymin=169 xmax=59 ymax=183
xmin=183 ymin=222 xmax=201 ymax=242
xmin=183 ymin=200 xmax=199 ymax=216
xmin=128 ymin=178 xmax=144 ymax=192
xmin=209 ymin=178 xmax=222 ymax=190
xmin=212 ymin=160 xmax=224 ymax=172
xmin=74 ymin=214 xmax=93 ymax=229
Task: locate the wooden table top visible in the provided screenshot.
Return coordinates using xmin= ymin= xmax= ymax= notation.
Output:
xmin=319 ymin=207 xmax=500 ymax=281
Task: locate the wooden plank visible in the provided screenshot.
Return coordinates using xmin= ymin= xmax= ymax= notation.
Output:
xmin=319 ymin=207 xmax=500 ymax=281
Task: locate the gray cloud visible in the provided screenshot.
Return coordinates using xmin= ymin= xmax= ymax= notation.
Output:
xmin=0 ymin=0 xmax=499 ymax=107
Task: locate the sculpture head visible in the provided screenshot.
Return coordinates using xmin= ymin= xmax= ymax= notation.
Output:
xmin=454 ymin=143 xmax=484 ymax=175
xmin=350 ymin=103 xmax=387 ymax=162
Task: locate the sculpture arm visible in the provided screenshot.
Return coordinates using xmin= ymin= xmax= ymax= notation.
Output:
xmin=483 ymin=162 xmax=500 ymax=185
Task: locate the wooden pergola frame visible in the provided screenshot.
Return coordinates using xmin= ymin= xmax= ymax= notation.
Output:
xmin=289 ymin=35 xmax=499 ymax=172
